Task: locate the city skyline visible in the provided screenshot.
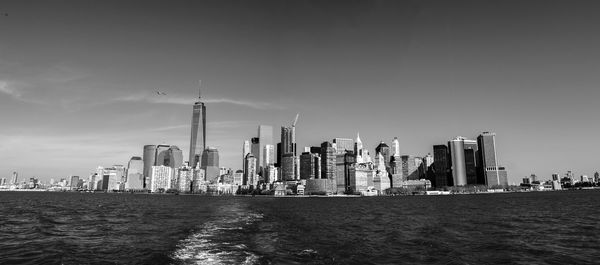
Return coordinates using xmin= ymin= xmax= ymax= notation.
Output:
xmin=2 ymin=0 xmax=600 ymax=184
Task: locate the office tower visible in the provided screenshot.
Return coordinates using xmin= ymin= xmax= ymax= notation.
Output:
xmin=189 ymin=87 xmax=206 ymax=168
xmin=155 ymin=145 xmax=171 ymax=166
xmin=70 ymin=176 xmax=79 ymax=190
xmin=375 ymin=142 xmax=390 ymax=169
xmin=125 ymin=157 xmax=144 ymax=190
xmin=243 ymin=140 xmax=251 ymax=162
xmin=281 ymin=153 xmax=295 ymax=181
xmin=391 ymin=137 xmax=400 ymax=157
xmin=201 ymin=147 xmax=219 ymax=183
xmin=320 ymin=141 xmax=337 ymax=193
xmin=264 ymin=144 xmax=275 ymax=166
xmin=0 ymin=178 xmax=5 ymax=186
xmin=400 ymin=155 xmax=420 ymax=181
xmin=143 ymin=145 xmax=156 ymax=189
xmin=250 ymin=137 xmax=260 ymax=168
xmin=177 ymin=165 xmax=193 ymax=192
xmin=463 ymin=139 xmax=478 ymax=185
xmin=449 ymin=137 xmax=468 ymax=186
xmin=433 ymin=145 xmax=451 ymax=188
xmin=374 ymin=152 xmax=390 ymax=193
xmin=300 ymin=152 xmax=320 ymax=180
xmin=333 ymin=138 xmax=354 ymax=154
xmin=595 ymin=172 xmax=599 ymax=183
xmin=258 ymin=125 xmax=273 ymax=168
xmin=244 ymin=153 xmax=257 ymax=186
xmin=11 ymin=171 xmax=18 ymax=185
xmin=477 ymin=132 xmax=508 ymax=187
xmin=150 ymin=165 xmax=173 ymax=193
xmin=264 ymin=165 xmax=277 ymax=183
xmin=168 ymin=146 xmax=183 ymax=168
xmin=552 ymin=173 xmax=560 ymax=181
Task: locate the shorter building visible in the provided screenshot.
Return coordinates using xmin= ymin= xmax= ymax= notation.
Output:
xmin=150 ymin=165 xmax=173 ymax=193
xmin=305 ymin=179 xmax=333 ymax=195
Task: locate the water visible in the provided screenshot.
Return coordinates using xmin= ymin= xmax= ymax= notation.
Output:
xmin=1 ymin=190 xmax=599 ymax=264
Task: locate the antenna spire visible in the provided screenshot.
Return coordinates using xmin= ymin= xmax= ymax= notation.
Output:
xmin=198 ymin=80 xmax=202 ymax=99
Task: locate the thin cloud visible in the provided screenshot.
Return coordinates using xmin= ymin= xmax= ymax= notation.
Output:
xmin=115 ymin=93 xmax=283 ymax=110
xmin=0 ymin=80 xmax=44 ymax=104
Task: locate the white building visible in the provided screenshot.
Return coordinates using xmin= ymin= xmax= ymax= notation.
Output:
xmin=150 ymin=165 xmax=173 ymax=192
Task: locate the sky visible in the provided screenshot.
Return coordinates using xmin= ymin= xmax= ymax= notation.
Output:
xmin=1 ymin=0 xmax=600 ymax=184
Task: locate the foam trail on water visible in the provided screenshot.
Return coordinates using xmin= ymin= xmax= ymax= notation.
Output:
xmin=171 ymin=203 xmax=263 ymax=265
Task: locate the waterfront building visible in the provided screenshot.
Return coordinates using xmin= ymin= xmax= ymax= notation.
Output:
xmin=433 ymin=145 xmax=451 ymax=188
xmin=192 ymin=168 xmax=206 ymax=192
xmin=477 ymin=132 xmax=508 ymax=187
xmin=244 ymin=153 xmax=258 ymax=186
xmin=264 ymin=165 xmax=277 ymax=183
xmin=373 ymin=152 xmax=390 ymax=194
xmin=375 ymin=141 xmax=390 ymax=169
xmin=143 ymin=145 xmax=156 ymax=188
xmin=351 ymin=162 xmax=372 ymax=193
xmin=201 ymin=147 xmax=220 ymax=183
xmin=581 ymin=175 xmax=590 ymax=183
xmin=0 ymin=178 xmax=6 ymax=186
xmin=70 ymin=176 xmax=80 ymax=190
xmin=463 ymin=139 xmax=478 ymax=185
xmin=150 ymin=165 xmax=173 ymax=193
xmin=189 ymin=87 xmax=206 ymax=169
xmin=333 ymin=138 xmax=354 ymax=154
xmin=552 ymin=173 xmax=560 ymax=181
xmin=233 ymin=170 xmax=243 ymax=186
xmin=335 ymin=151 xmax=356 ymax=193
xmin=258 ymin=125 xmax=273 ymax=169
xmin=595 ymin=172 xmax=600 ymax=183
xmin=449 ymin=137 xmax=468 ymax=186
xmin=177 ymin=166 xmax=193 ymax=192
xmin=11 ymin=172 xmax=18 ymax=185
xmin=321 ymin=141 xmax=337 ymax=193
xmin=125 ymin=156 xmax=144 ymax=190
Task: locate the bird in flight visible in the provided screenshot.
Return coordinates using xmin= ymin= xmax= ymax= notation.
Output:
xmin=155 ymin=89 xmax=167 ymax=95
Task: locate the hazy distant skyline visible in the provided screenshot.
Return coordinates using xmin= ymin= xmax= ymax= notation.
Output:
xmin=1 ymin=0 xmax=600 ymax=184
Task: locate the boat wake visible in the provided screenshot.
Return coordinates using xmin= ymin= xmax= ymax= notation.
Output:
xmin=171 ymin=204 xmax=264 ymax=265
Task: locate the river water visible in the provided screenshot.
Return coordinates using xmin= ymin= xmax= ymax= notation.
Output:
xmin=0 ymin=190 xmax=598 ymax=264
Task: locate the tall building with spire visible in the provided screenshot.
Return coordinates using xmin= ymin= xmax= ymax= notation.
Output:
xmin=189 ymin=84 xmax=206 ymax=168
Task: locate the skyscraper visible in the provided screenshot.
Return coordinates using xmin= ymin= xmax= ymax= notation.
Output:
xmin=143 ymin=145 xmax=156 ymax=189
xmin=332 ymin=138 xmax=354 ymax=154
xmin=463 ymin=139 xmax=478 ymax=185
xmin=321 ymin=141 xmax=337 ymax=193
xmin=264 ymin=144 xmax=275 ymax=166
xmin=477 ymin=132 xmax=508 ymax=187
xmin=125 ymin=156 xmax=144 ymax=190
xmin=244 ymin=153 xmax=257 ymax=186
xmin=189 ymin=87 xmax=206 ymax=168
xmin=375 ymin=141 xmax=390 ymax=169
xmin=258 ymin=125 xmax=273 ymax=168
xmin=11 ymin=172 xmax=18 ymax=185
xmin=201 ymin=147 xmax=219 ymax=183
xmin=391 ymin=137 xmax=400 ymax=157
xmin=433 ymin=145 xmax=451 ymax=188
xmin=449 ymin=137 xmax=468 ymax=186
xmin=250 ymin=137 xmax=261 ymax=169
xmin=300 ymin=152 xmax=320 ymax=180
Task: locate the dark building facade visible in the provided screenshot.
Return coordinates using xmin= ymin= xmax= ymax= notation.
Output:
xmin=320 ymin=141 xmax=337 ymax=193
xmin=375 ymin=142 xmax=391 ymax=169
xmin=433 ymin=145 xmax=452 ymax=188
